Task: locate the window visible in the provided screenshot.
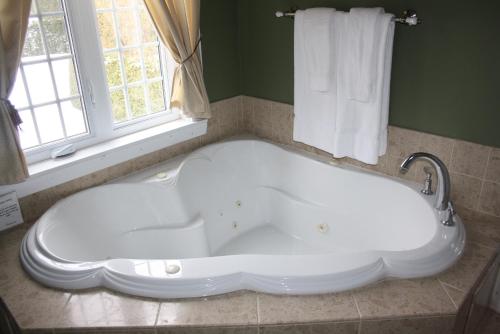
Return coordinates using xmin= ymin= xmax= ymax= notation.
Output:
xmin=95 ymin=0 xmax=170 ymax=123
xmin=13 ymin=1 xmax=88 ymax=150
xmin=11 ymin=0 xmax=177 ymax=163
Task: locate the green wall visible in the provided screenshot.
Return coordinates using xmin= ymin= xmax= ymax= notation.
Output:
xmin=236 ymin=0 xmax=500 ymax=147
xmin=200 ymin=0 xmax=240 ymax=102
xmin=200 ymin=0 xmax=500 ymax=147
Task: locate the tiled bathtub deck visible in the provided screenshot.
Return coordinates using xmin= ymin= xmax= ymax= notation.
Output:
xmin=0 ymin=208 xmax=498 ymax=334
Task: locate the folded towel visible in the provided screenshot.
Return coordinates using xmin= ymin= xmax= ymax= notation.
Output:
xmin=332 ymin=10 xmax=395 ymax=164
xmin=346 ymin=7 xmax=385 ymax=102
xmin=293 ymin=9 xmax=341 ymax=152
xmin=293 ymin=7 xmax=395 ymax=165
xmin=302 ymin=8 xmax=336 ymax=92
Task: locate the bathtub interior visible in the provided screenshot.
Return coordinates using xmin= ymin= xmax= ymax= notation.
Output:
xmin=37 ymin=140 xmax=438 ymax=263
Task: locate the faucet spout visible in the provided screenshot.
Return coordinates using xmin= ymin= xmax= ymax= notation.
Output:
xmin=400 ymin=152 xmax=451 ymax=211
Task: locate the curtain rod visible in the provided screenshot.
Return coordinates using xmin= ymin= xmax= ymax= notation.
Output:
xmin=275 ymin=9 xmax=422 ymax=26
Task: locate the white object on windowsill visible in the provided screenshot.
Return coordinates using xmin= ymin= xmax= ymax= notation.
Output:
xmin=50 ymin=144 xmax=77 ymax=159
xmin=0 ymin=118 xmax=207 ymax=199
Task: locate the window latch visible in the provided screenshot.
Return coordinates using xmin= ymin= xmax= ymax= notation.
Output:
xmin=87 ymin=79 xmax=96 ymax=106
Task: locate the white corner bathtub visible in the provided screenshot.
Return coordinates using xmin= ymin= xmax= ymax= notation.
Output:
xmin=21 ymin=139 xmax=465 ymax=298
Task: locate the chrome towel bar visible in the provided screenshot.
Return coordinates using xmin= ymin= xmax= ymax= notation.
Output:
xmin=275 ymin=9 xmax=422 ymax=26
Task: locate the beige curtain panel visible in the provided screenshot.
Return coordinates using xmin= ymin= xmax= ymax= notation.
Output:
xmin=144 ymin=0 xmax=211 ymax=119
xmin=0 ymin=0 xmax=31 ymax=185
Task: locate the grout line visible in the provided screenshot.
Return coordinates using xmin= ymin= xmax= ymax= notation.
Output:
xmin=63 ymin=293 xmax=74 ymax=307
xmin=481 ymin=148 xmax=493 ymax=180
xmin=353 ymin=294 xmax=362 ymax=320
xmin=476 ymin=179 xmax=486 ymax=211
xmin=256 ymin=294 xmax=261 ymax=325
xmin=471 ymin=202 xmax=500 ymax=219
xmin=439 ymin=280 xmax=466 ymax=293
xmin=438 ymin=280 xmax=459 ymax=310
xmin=450 ymin=170 xmax=485 ymax=182
xmin=153 ymin=301 xmax=162 ymax=327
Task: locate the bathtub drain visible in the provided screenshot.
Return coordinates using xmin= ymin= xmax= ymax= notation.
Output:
xmin=317 ymin=223 xmax=329 ymax=233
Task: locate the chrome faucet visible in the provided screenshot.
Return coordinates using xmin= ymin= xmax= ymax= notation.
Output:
xmin=400 ymin=152 xmax=455 ymax=226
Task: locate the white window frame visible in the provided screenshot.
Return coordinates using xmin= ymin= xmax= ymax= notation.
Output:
xmin=23 ymin=0 xmax=181 ymax=164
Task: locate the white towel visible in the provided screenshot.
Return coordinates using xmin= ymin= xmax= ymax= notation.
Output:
xmin=293 ymin=8 xmax=395 ymax=165
xmin=293 ymin=9 xmax=340 ymax=153
xmin=345 ymin=8 xmax=385 ymax=102
xmin=302 ymin=8 xmax=336 ymax=92
xmin=333 ymin=9 xmax=395 ymax=164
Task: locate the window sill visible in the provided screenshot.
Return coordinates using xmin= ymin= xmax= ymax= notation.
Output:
xmin=0 ymin=118 xmax=207 ymax=198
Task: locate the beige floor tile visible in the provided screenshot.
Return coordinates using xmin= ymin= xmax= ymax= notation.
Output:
xmin=450 ymin=173 xmax=482 ymax=209
xmin=460 ymin=208 xmax=500 ymax=249
xmin=417 ymin=133 xmax=455 ymax=166
xmin=387 ymin=127 xmax=422 ymax=159
xmin=54 ymin=328 xmax=155 ymax=334
xmin=478 ymin=181 xmax=500 ymax=217
xmin=450 ymin=141 xmax=491 ymax=178
xmin=257 ymin=292 xmax=359 ymax=325
xmin=157 ymin=327 xmax=258 ymax=334
xmin=359 ymin=316 xmax=455 ymax=334
xmin=353 ymin=278 xmax=455 ymax=319
xmin=436 ymin=242 xmax=496 ymax=292
xmin=55 ymin=290 xmax=159 ymax=329
xmin=156 ymin=291 xmax=258 ymax=327
xmin=485 ymin=148 xmax=500 ymax=183
xmin=440 ymin=282 xmax=466 ymax=309
xmin=259 ymin=321 xmax=358 ymax=334
xmin=3 ymin=277 xmax=71 ymax=330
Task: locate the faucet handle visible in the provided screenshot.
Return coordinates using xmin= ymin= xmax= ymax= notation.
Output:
xmin=441 ymin=201 xmax=456 ymax=227
xmin=421 ymin=167 xmax=434 ymax=195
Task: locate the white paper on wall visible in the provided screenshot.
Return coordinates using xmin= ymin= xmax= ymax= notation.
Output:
xmin=0 ymin=191 xmax=24 ymax=231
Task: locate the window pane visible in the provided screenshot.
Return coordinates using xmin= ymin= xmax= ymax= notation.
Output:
xmin=37 ymin=0 xmax=62 ymax=13
xmin=117 ymin=10 xmax=139 ymax=46
xmin=104 ymin=52 xmax=123 ymax=87
xmin=128 ymin=85 xmax=146 ymax=117
xmin=52 ymin=59 xmax=79 ymax=99
xmin=34 ymin=104 xmax=65 ymax=143
xmin=139 ymin=9 xmax=156 ymax=43
xmin=110 ymin=89 xmax=127 ymax=122
xmin=24 ymin=62 xmax=56 ymax=104
xmin=10 ymin=71 xmax=30 ymax=110
xmin=18 ymin=109 xmax=40 ymax=149
xmin=61 ymin=99 xmax=87 ymax=137
xmin=115 ymin=0 xmax=136 ymax=7
xmin=95 ymin=0 xmax=170 ymax=125
xmin=143 ymin=46 xmax=161 ymax=79
xmin=20 ymin=2 xmax=88 ymax=153
xmin=95 ymin=0 xmax=112 ymax=9
xmin=23 ymin=18 xmax=45 ymax=60
xmin=97 ymin=12 xmax=117 ymax=49
xmin=42 ymin=15 xmax=70 ymax=56
xmin=148 ymin=81 xmax=166 ymax=113
xmin=123 ymin=49 xmax=142 ymax=83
